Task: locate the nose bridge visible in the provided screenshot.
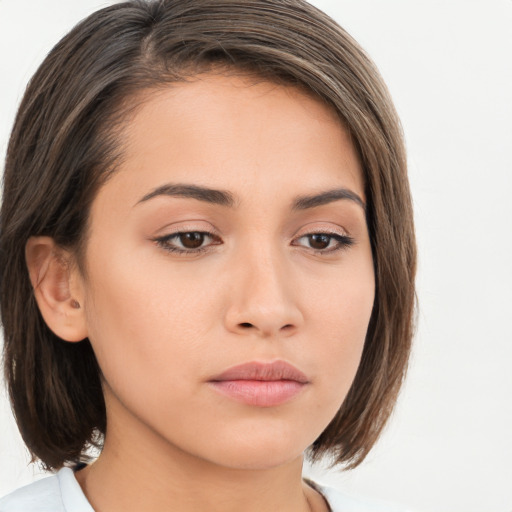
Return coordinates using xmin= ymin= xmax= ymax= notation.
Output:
xmin=248 ymin=243 xmax=287 ymax=304
xmin=224 ymin=236 xmax=302 ymax=337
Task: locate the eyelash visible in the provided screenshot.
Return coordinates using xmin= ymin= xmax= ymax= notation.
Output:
xmin=152 ymin=230 xmax=354 ymax=256
xmin=153 ymin=231 xmax=221 ymax=255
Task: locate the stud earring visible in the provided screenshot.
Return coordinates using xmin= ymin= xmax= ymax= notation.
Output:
xmin=70 ymin=299 xmax=81 ymax=309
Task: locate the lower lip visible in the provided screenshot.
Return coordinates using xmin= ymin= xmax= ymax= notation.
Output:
xmin=208 ymin=380 xmax=306 ymax=407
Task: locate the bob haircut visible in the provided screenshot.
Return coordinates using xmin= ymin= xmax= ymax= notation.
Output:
xmin=0 ymin=0 xmax=416 ymax=471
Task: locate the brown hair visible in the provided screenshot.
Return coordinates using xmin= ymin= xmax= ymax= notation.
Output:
xmin=0 ymin=0 xmax=416 ymax=471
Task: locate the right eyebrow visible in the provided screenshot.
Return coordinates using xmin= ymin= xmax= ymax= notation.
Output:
xmin=135 ymin=183 xmax=236 ymax=208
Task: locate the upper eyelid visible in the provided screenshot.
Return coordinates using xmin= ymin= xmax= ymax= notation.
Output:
xmin=156 ymin=228 xmax=349 ymax=239
xmin=292 ymin=225 xmax=350 ymax=240
xmin=153 ymin=224 xmax=220 ymax=238
xmin=153 ymin=225 xmax=350 ymax=240
xmin=162 ymin=229 xmax=218 ymax=237
xmin=151 ymin=211 xmax=353 ymax=237
xmin=151 ymin=216 xmax=350 ymax=233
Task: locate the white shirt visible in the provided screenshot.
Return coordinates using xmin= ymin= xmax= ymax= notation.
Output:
xmin=0 ymin=468 xmax=411 ymax=512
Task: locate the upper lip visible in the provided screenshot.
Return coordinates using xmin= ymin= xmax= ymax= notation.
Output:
xmin=209 ymin=360 xmax=309 ymax=383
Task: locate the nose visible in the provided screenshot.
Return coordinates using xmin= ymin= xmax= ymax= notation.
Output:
xmin=223 ymin=245 xmax=304 ymax=338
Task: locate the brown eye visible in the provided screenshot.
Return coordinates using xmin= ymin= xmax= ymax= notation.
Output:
xmin=179 ymin=232 xmax=205 ymax=249
xmin=154 ymin=231 xmax=220 ymax=254
xmin=293 ymin=232 xmax=354 ymax=253
xmin=308 ymin=234 xmax=331 ymax=250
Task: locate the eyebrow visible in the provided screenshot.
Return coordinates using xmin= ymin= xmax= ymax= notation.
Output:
xmin=136 ymin=183 xmax=365 ymax=211
xmin=136 ymin=184 xmax=236 ymax=207
xmin=292 ymin=188 xmax=365 ymax=211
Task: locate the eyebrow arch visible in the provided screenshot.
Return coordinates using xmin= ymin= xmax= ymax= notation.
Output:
xmin=136 ymin=183 xmax=365 ymax=212
xmin=292 ymin=188 xmax=366 ymax=211
xmin=136 ymin=184 xmax=236 ymax=208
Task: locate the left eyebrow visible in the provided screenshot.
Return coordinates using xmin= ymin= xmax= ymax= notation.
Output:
xmin=292 ymin=188 xmax=366 ymax=212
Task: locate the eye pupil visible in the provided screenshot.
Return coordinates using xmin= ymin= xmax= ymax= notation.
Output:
xmin=180 ymin=232 xmax=205 ymax=248
xmin=309 ymin=234 xmax=330 ymax=249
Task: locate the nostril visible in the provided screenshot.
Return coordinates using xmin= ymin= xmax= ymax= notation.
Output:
xmin=240 ymin=322 xmax=253 ymax=329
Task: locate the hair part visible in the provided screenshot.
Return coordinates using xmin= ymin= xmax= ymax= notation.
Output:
xmin=1 ymin=0 xmax=416 ymax=470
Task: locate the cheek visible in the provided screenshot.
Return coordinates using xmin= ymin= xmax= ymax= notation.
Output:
xmin=305 ymin=256 xmax=375 ymax=396
xmin=81 ymin=243 xmax=214 ymax=391
xmin=306 ymin=254 xmax=374 ymax=342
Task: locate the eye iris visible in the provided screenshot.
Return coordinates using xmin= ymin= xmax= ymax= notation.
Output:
xmin=179 ymin=232 xmax=204 ymax=249
xmin=309 ymin=234 xmax=330 ymax=249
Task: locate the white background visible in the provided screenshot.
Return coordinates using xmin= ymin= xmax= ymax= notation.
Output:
xmin=0 ymin=1 xmax=511 ymax=511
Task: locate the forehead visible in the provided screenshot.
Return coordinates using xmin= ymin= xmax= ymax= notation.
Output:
xmin=95 ymin=73 xmax=364 ymax=214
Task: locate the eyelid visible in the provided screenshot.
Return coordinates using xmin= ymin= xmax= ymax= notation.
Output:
xmin=149 ymin=220 xmax=223 ymax=254
xmin=290 ymin=223 xmax=355 ymax=253
xmin=152 ymin=219 xmax=220 ymax=236
xmin=150 ymin=221 xmax=354 ymax=256
xmin=292 ymin=232 xmax=354 ymax=251
xmin=152 ymin=230 xmax=222 ymax=255
xmin=292 ymin=222 xmax=351 ymax=239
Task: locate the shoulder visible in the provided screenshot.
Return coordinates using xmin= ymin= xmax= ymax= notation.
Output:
xmin=306 ymin=479 xmax=413 ymax=512
xmin=0 ymin=468 xmax=93 ymax=512
xmin=0 ymin=472 xmax=64 ymax=512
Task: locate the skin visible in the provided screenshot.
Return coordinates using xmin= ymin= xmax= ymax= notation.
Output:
xmin=30 ymin=74 xmax=375 ymax=512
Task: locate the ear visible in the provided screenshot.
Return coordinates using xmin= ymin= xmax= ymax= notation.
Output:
xmin=25 ymin=236 xmax=88 ymax=342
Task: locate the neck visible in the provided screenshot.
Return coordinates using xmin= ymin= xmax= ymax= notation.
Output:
xmin=75 ymin=412 xmax=327 ymax=512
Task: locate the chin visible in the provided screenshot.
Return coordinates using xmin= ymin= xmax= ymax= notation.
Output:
xmin=211 ymin=449 xmax=304 ymax=471
xmin=191 ymin=429 xmax=312 ymax=471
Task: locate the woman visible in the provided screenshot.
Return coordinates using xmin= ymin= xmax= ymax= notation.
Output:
xmin=0 ymin=1 xmax=416 ymax=510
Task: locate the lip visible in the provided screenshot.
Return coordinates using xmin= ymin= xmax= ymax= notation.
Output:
xmin=208 ymin=361 xmax=309 ymax=407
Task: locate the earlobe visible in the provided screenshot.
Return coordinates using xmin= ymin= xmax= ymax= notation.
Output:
xmin=25 ymin=236 xmax=88 ymax=342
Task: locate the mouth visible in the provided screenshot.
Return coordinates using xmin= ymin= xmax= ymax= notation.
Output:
xmin=208 ymin=360 xmax=309 ymax=407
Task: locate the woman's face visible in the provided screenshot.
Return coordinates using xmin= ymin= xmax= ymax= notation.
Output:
xmin=77 ymin=74 xmax=375 ymax=470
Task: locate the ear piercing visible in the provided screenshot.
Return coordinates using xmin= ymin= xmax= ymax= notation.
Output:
xmin=70 ymin=299 xmax=81 ymax=309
